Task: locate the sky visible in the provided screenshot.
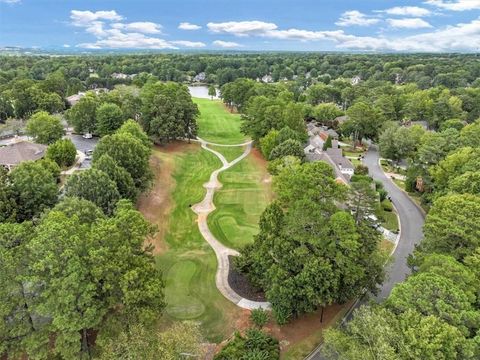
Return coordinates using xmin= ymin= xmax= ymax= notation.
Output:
xmin=0 ymin=0 xmax=479 ymax=52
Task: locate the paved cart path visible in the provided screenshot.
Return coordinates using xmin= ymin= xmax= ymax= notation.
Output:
xmin=191 ymin=137 xmax=271 ymax=310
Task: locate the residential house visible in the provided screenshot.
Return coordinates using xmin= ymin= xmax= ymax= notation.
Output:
xmin=0 ymin=141 xmax=47 ymax=171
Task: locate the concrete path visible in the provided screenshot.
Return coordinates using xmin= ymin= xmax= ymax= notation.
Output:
xmin=191 ymin=137 xmax=271 ymax=310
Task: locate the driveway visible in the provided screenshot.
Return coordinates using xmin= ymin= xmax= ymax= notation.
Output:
xmin=65 ymin=134 xmax=99 ymax=169
xmin=307 ymin=145 xmax=425 ymax=360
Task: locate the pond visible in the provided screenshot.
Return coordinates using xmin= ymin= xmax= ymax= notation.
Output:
xmin=188 ymin=85 xmax=220 ymax=99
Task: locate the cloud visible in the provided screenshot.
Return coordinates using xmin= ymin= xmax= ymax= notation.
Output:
xmin=335 ymin=10 xmax=380 ymax=27
xmin=381 ymin=6 xmax=432 ymax=16
xmin=424 ymin=0 xmax=480 ymax=11
xmin=112 ymin=22 xmax=162 ymax=34
xmin=387 ymin=18 xmax=433 ymax=29
xmin=212 ymin=40 xmax=242 ymax=48
xmin=206 ymin=17 xmax=480 ymax=52
xmin=78 ymin=30 xmax=177 ymax=49
xmin=63 ymin=44 xmax=71 ymax=48
xmin=171 ymin=40 xmax=206 ymax=48
xmin=70 ymin=10 xmax=123 ymax=26
xmin=178 ymin=22 xmax=201 ymax=30
xmin=207 ymin=21 xmax=277 ymax=36
xmin=70 ymin=9 xmax=196 ymax=50
xmin=0 ymin=0 xmax=21 ymax=4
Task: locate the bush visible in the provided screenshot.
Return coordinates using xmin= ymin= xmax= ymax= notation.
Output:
xmin=350 ymin=175 xmax=373 ymax=183
xmin=354 ymin=164 xmax=369 ymax=175
xmin=250 ymin=308 xmax=269 ymax=328
xmin=378 ymin=189 xmax=388 ymax=202
xmin=214 ymin=329 xmax=279 ymax=360
xmin=269 ymin=139 xmax=305 ymax=161
xmin=382 ymin=199 xmax=393 ymax=212
xmin=46 ymin=139 xmax=77 ymax=168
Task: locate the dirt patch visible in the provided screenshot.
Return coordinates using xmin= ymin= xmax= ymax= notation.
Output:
xmin=267 ymin=302 xmax=352 ymax=352
xmin=228 ymin=256 xmax=266 ymax=302
xmin=137 ymin=142 xmax=198 ymax=255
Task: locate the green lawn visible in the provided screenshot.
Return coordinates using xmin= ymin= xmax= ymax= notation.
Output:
xmin=208 ymin=154 xmax=272 ymax=250
xmin=154 ymin=146 xmax=242 ymax=342
xmin=152 ymin=98 xmax=270 ymax=342
xmin=208 ymin=145 xmax=246 ymax=163
xmin=194 ymin=98 xmax=247 ymax=145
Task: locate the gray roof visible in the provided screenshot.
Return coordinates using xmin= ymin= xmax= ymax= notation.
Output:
xmin=326 ymin=147 xmax=354 ymax=171
xmin=335 ymin=115 xmax=348 ymax=124
xmin=0 ymin=141 xmax=47 ymax=166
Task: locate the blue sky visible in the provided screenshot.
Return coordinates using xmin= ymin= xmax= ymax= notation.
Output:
xmin=1 ymin=0 xmax=479 ymax=51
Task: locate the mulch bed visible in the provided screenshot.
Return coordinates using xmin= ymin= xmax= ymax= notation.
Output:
xmin=228 ymin=256 xmax=266 ymax=302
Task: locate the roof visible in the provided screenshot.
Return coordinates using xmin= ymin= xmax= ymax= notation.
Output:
xmin=0 ymin=141 xmax=47 ymax=166
xmin=335 ymin=115 xmax=348 ymax=124
xmin=326 ymin=147 xmax=354 ymax=170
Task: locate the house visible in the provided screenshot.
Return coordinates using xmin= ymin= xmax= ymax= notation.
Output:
xmin=306 ymin=122 xmax=322 ymax=137
xmin=326 ymin=146 xmax=355 ymax=178
xmin=261 ymin=74 xmax=273 ymax=83
xmin=0 ymin=141 xmax=47 ymax=170
xmin=303 ymin=135 xmax=324 ymax=154
xmin=351 ymin=76 xmax=361 ymax=85
xmin=334 ymin=115 xmax=348 ymax=125
xmin=66 ymin=88 xmax=110 ymax=106
xmin=193 ymin=72 xmax=206 ymax=82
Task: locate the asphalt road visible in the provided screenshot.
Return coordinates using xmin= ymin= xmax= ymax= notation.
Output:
xmin=306 ymin=146 xmax=425 ymax=360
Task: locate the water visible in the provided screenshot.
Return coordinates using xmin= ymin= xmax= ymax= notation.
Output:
xmin=188 ymin=85 xmax=220 ymax=99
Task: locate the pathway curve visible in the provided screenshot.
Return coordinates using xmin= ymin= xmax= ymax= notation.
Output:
xmin=191 ymin=137 xmax=271 ymax=310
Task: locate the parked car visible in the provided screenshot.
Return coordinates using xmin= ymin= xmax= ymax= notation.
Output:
xmin=83 ymin=133 xmax=93 ymax=139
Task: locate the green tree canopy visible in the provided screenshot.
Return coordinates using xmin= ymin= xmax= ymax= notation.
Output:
xmin=64 ymin=168 xmax=120 ymax=215
xmin=25 ymin=111 xmax=64 ymax=145
xmin=96 ymin=102 xmax=125 ymax=137
xmin=46 ymin=138 xmax=77 ymax=168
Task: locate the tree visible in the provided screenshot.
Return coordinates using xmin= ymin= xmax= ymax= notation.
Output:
xmin=208 ymin=85 xmax=216 ymax=99
xmin=0 ymin=167 xmax=17 ymax=223
xmin=64 ymin=168 xmax=120 ymax=215
xmin=25 ymin=111 xmax=64 ymax=145
xmin=96 ymin=102 xmax=125 ymax=137
xmin=379 ymin=122 xmax=416 ymax=162
xmin=28 ymin=201 xmax=164 ymax=359
xmin=237 ymin=162 xmax=384 ymax=323
xmin=97 ymin=322 xmax=203 ymax=360
xmin=313 ymin=103 xmax=343 ymax=124
xmin=140 ymin=81 xmax=198 ymax=143
xmin=387 ymin=272 xmax=478 ymax=336
xmin=323 ymin=135 xmax=333 ymax=150
xmin=0 ymin=222 xmax=50 ymax=359
xmin=269 ymin=139 xmax=305 ymax=161
xmin=460 ymin=120 xmax=480 ymax=148
xmin=214 ymin=329 xmax=279 ymax=360
xmin=448 ymin=171 xmax=480 ymax=195
xmin=93 ymin=154 xmax=137 ymax=201
xmin=52 ymin=196 xmax=105 ymax=225
xmin=65 ymin=92 xmax=98 ymax=134
xmin=46 ymin=138 xmax=77 ymax=168
xmin=259 ymin=129 xmax=279 ymax=159
xmin=421 ymin=193 xmax=480 ymax=260
xmin=93 ymin=132 xmax=152 ymax=191
xmin=348 ymin=180 xmax=378 ymax=224
xmin=10 ymin=161 xmax=58 ymax=221
xmin=343 ymin=102 xmax=384 ymax=145
xmin=116 ymin=119 xmax=152 ymax=148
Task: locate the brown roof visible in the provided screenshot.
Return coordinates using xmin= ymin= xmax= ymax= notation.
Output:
xmin=0 ymin=141 xmax=47 ymax=166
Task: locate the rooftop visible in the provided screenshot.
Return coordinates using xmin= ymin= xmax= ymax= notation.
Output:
xmin=0 ymin=141 xmax=47 ymax=167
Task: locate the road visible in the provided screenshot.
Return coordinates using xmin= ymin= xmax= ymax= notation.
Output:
xmin=307 ymin=146 xmax=425 ymax=360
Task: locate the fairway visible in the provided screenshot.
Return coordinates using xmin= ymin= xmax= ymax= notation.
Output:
xmin=144 ymin=98 xmax=271 ymax=342
xmin=208 ymin=151 xmax=272 ymax=250
xmin=194 ymin=98 xmax=247 ymax=145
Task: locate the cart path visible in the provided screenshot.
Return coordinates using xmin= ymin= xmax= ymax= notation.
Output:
xmin=191 ymin=137 xmax=271 ymax=310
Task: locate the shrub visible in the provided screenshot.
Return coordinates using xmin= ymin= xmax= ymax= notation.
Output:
xmin=354 ymin=164 xmax=369 ymax=175
xmin=250 ymin=308 xmax=269 ymax=328
xmin=382 ymin=199 xmax=393 ymax=212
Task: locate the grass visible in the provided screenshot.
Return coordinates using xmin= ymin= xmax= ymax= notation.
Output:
xmin=194 ymin=98 xmax=247 ymax=145
xmin=154 ymin=146 xmax=243 ymax=342
xmin=208 ymin=153 xmax=272 ymax=250
xmin=208 ymin=144 xmax=246 ymax=162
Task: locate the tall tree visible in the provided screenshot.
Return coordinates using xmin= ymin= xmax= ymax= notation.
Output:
xmin=25 ymin=111 xmax=64 ymax=145
xmin=96 ymin=103 xmax=125 ymax=137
